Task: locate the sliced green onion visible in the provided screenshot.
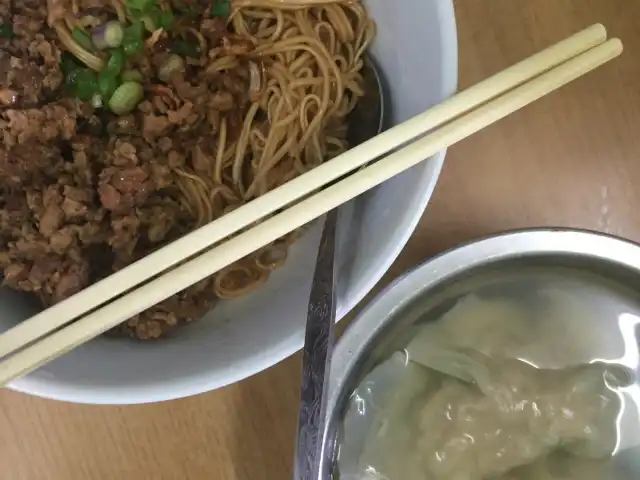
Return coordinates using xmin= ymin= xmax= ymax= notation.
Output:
xmin=108 ymin=81 xmax=144 ymax=115
xmin=123 ymin=38 xmax=143 ymax=55
xmin=121 ymin=69 xmax=144 ymax=82
xmin=72 ymin=27 xmax=95 ymax=52
xmin=145 ymin=7 xmax=174 ymax=30
xmin=131 ymin=21 xmax=146 ymax=39
xmin=158 ymin=54 xmax=185 ymax=82
xmin=126 ymin=0 xmax=156 ymax=13
xmin=61 ymin=53 xmax=87 ymax=93
xmin=60 ymin=52 xmax=82 ymax=76
xmin=140 ymin=14 xmax=156 ymax=32
xmin=98 ymin=70 xmax=119 ymax=100
xmin=126 ymin=7 xmax=143 ymax=19
xmin=171 ymin=39 xmax=199 ymax=58
xmin=122 ymin=22 xmax=145 ymax=55
xmin=157 ymin=10 xmax=174 ymax=29
xmin=92 ymin=21 xmax=124 ymax=50
xmin=105 ymin=49 xmax=125 ymax=75
xmin=211 ymin=0 xmax=230 ymax=17
xmin=64 ymin=69 xmax=79 ymax=93
xmin=0 ymin=23 xmax=14 ymax=38
xmin=73 ymin=69 xmax=99 ymax=102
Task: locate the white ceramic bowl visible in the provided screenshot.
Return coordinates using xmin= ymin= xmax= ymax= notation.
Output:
xmin=5 ymin=0 xmax=458 ymax=404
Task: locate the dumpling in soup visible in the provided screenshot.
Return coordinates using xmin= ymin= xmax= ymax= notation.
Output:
xmin=413 ymin=355 xmax=621 ymax=479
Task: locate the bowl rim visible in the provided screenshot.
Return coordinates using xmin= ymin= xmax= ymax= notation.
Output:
xmin=8 ymin=0 xmax=459 ymax=404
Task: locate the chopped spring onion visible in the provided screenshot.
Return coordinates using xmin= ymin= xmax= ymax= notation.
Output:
xmin=63 ymin=68 xmax=78 ymax=92
xmin=122 ymin=22 xmax=145 ymax=55
xmin=156 ymin=9 xmax=174 ymax=29
xmin=211 ymin=0 xmax=230 ymax=17
xmin=61 ymin=51 xmax=104 ymax=103
xmin=72 ymin=28 xmax=95 ymax=52
xmin=92 ymin=21 xmax=124 ymax=50
xmin=158 ymin=54 xmax=185 ymax=82
xmin=108 ymin=81 xmax=144 ymax=115
xmin=60 ymin=52 xmax=82 ymax=76
xmin=69 ymin=68 xmax=99 ymax=101
xmin=150 ymin=7 xmax=174 ymax=28
xmin=171 ymin=39 xmax=199 ymax=58
xmin=121 ymin=69 xmax=144 ymax=82
xmin=141 ymin=7 xmax=174 ymax=31
xmin=98 ymin=69 xmax=119 ymax=100
xmin=123 ymin=37 xmax=143 ymax=56
xmin=0 ymin=23 xmax=13 ymax=38
xmin=105 ymin=49 xmax=125 ymax=76
xmin=126 ymin=0 xmax=156 ymax=14
xmin=140 ymin=14 xmax=156 ymax=32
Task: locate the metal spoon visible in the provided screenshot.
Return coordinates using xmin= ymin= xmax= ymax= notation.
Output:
xmin=293 ymin=57 xmax=385 ymax=480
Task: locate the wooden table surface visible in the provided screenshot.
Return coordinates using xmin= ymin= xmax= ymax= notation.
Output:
xmin=2 ymin=0 xmax=639 ymax=478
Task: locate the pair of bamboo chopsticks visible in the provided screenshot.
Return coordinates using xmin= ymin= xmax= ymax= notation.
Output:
xmin=0 ymin=24 xmax=621 ymax=386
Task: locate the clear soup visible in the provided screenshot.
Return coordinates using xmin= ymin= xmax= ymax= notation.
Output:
xmin=334 ymin=266 xmax=640 ymax=479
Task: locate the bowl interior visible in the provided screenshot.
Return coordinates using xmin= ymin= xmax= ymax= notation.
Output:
xmin=332 ymin=260 xmax=640 ymax=479
xmin=6 ymin=0 xmax=458 ymax=404
xmin=326 ymin=235 xmax=640 ymax=479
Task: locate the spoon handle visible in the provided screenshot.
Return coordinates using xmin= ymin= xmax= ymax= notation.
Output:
xmin=293 ymin=209 xmax=339 ymax=480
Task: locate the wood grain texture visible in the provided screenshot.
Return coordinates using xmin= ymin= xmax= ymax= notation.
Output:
xmin=2 ymin=0 xmax=640 ymax=478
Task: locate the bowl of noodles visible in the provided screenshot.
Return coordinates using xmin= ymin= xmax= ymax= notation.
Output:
xmin=0 ymin=0 xmax=457 ymax=403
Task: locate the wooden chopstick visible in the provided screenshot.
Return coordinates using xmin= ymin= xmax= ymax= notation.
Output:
xmin=0 ymin=24 xmax=608 ymax=360
xmin=0 ymin=36 xmax=623 ymax=386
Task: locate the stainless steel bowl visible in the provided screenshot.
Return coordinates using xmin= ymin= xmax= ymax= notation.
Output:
xmin=318 ymin=228 xmax=640 ymax=479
